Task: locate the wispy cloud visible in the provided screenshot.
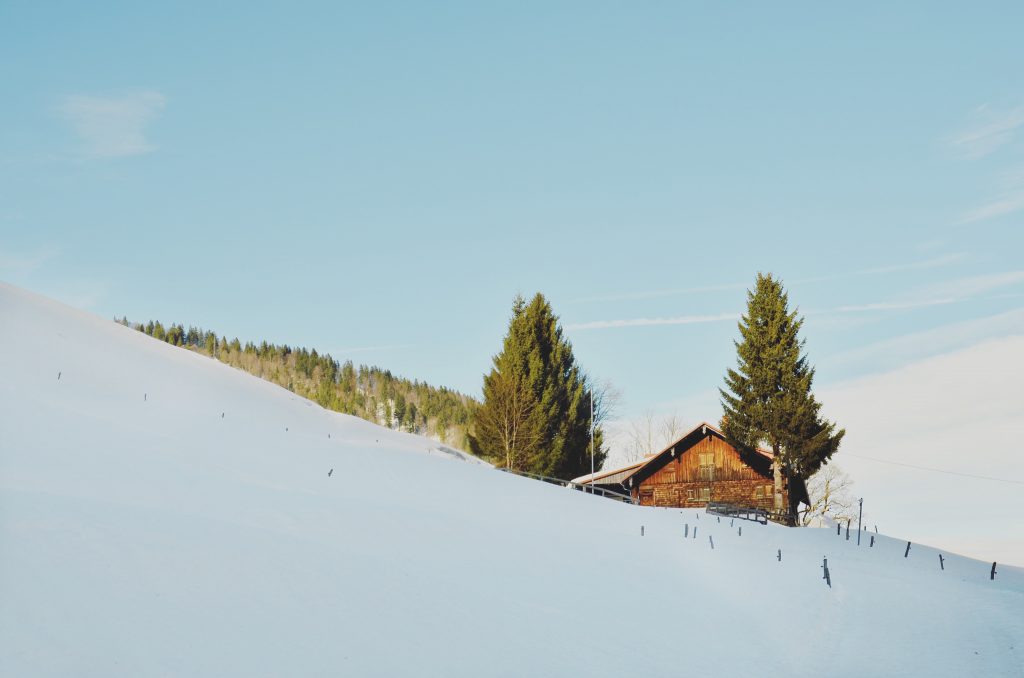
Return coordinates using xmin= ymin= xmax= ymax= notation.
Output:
xmin=568 ymin=271 xmax=1024 ymax=332
xmin=569 ymin=283 xmax=746 ymax=304
xmin=856 ymin=253 xmax=967 ymax=275
xmin=951 ymin=104 xmax=1024 ymax=159
xmin=566 ymin=313 xmax=738 ymax=331
xmin=822 ymin=308 xmax=1024 ymax=374
xmin=916 ymin=270 xmax=1024 ymax=299
xmin=828 ymin=299 xmax=957 ymax=313
xmin=333 ymin=343 xmax=414 ymax=355
xmin=59 ymin=91 xmax=166 ymax=158
xmin=576 ymin=255 xmax=966 ymax=307
xmin=819 ymin=271 xmax=1024 ymax=316
xmin=959 ymin=188 xmax=1024 ymax=224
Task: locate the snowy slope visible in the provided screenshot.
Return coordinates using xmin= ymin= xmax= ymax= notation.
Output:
xmin=821 ymin=338 xmax=1024 ymax=567
xmin=1 ymin=282 xmax=1022 ymax=677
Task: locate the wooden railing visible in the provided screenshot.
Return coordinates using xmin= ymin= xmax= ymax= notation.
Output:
xmin=497 ymin=468 xmax=637 ymax=504
xmin=706 ymin=502 xmax=768 ymax=524
xmin=706 ymin=502 xmax=796 ymax=526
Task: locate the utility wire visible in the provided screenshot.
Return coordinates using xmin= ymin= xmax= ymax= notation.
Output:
xmin=844 ymin=452 xmax=1024 ymax=485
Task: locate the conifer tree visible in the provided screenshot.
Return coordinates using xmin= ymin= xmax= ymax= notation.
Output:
xmin=470 ymin=293 xmax=605 ymax=477
xmin=720 ymin=273 xmax=844 ymax=519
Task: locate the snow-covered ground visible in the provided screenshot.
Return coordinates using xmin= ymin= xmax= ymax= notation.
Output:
xmin=2 ymin=282 xmax=1022 ymax=677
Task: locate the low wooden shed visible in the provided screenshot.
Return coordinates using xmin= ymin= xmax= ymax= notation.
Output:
xmin=572 ymin=422 xmax=808 ymax=513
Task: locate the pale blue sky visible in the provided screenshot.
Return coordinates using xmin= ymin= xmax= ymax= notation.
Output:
xmin=3 ymin=2 xmax=1023 ymax=421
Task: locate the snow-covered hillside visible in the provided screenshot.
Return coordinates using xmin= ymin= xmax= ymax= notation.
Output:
xmin=1 ymin=282 xmax=1022 ymax=677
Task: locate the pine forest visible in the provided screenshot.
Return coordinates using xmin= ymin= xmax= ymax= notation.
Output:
xmin=117 ymin=318 xmax=476 ymax=449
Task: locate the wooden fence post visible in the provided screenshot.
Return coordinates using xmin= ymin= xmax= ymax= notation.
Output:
xmin=641 ymin=525 xmax=644 ymax=537
xmin=939 ymin=554 xmax=944 ymax=570
xmin=822 ymin=557 xmax=831 ymax=588
xmin=694 ymin=527 xmax=698 ymax=539
xmin=777 ymin=548 xmax=782 ymax=562
xmin=709 ymin=535 xmax=714 ymax=550
xmin=869 ymin=535 xmax=875 ymax=547
xmin=685 ymin=524 xmax=689 ymax=538
xmin=904 ymin=541 xmax=911 ymax=558
xmin=738 ymin=526 xmax=742 ymax=537
xmin=991 ymin=562 xmax=997 ymax=580
xmin=846 ymin=520 xmax=851 ymax=541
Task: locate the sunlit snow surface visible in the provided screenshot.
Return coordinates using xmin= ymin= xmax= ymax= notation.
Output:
xmin=1 ymin=282 xmax=1021 ymax=677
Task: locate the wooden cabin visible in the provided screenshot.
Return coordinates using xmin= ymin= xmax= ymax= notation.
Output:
xmin=572 ymin=422 xmax=808 ymax=513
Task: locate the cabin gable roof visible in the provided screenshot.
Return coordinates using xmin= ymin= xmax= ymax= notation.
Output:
xmin=626 ymin=422 xmax=774 ymax=488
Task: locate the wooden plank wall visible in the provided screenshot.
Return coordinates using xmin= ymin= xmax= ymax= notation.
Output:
xmin=637 ymin=435 xmax=785 ymax=509
xmin=646 ymin=436 xmax=762 ymax=484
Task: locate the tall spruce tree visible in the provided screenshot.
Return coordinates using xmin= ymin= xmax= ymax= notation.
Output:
xmin=469 ymin=293 xmax=605 ymax=477
xmin=720 ymin=273 xmax=844 ymax=519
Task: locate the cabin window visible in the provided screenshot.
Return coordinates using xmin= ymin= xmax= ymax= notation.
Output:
xmin=698 ymin=452 xmax=715 ymax=481
xmin=686 ymin=489 xmax=695 ymax=500
xmin=698 ymin=487 xmax=711 ymax=502
xmin=754 ymin=486 xmax=763 ymax=499
xmin=765 ymin=484 xmax=773 ymax=498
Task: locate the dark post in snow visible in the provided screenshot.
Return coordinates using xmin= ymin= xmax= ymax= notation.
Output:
xmin=730 ymin=518 xmax=734 ymax=527
xmin=328 ymin=469 xmax=333 ymax=477
xmin=939 ymin=554 xmax=944 ymax=570
xmin=693 ymin=527 xmax=698 ymax=539
xmin=870 ymin=535 xmax=875 ymax=548
xmin=709 ymin=535 xmax=714 ymax=550
xmin=991 ymin=562 xmax=997 ymax=580
xmin=777 ymin=548 xmax=782 ymax=562
xmin=837 ymin=524 xmax=841 ymax=536
xmin=717 ymin=516 xmax=721 ymax=523
xmin=905 ymin=541 xmax=912 ymax=558
xmin=641 ymin=525 xmax=644 ymax=537
xmin=57 ymin=371 xmax=61 ymax=380
xmin=857 ymin=498 xmax=863 ymax=546
xmin=846 ymin=520 xmax=851 ymax=541
xmin=738 ymin=526 xmax=742 ymax=537
xmin=685 ymin=524 xmax=689 ymax=538
xmin=822 ymin=557 xmax=831 ymax=588
xmin=144 ymin=393 xmax=147 ymax=402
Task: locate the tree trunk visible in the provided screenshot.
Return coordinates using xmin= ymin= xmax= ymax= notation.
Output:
xmin=772 ymin=444 xmax=783 ymax=512
xmin=785 ymin=470 xmax=800 ymax=526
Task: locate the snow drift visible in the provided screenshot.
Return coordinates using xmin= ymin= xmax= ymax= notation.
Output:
xmin=1 ymin=282 xmax=1021 ymax=677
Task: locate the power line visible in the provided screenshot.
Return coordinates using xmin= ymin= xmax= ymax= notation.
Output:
xmin=844 ymin=452 xmax=1024 ymax=485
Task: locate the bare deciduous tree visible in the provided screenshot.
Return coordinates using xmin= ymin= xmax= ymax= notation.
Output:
xmin=801 ymin=464 xmax=856 ymax=526
xmin=622 ymin=410 xmax=685 ymax=463
xmin=591 ymin=377 xmax=621 ymax=432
